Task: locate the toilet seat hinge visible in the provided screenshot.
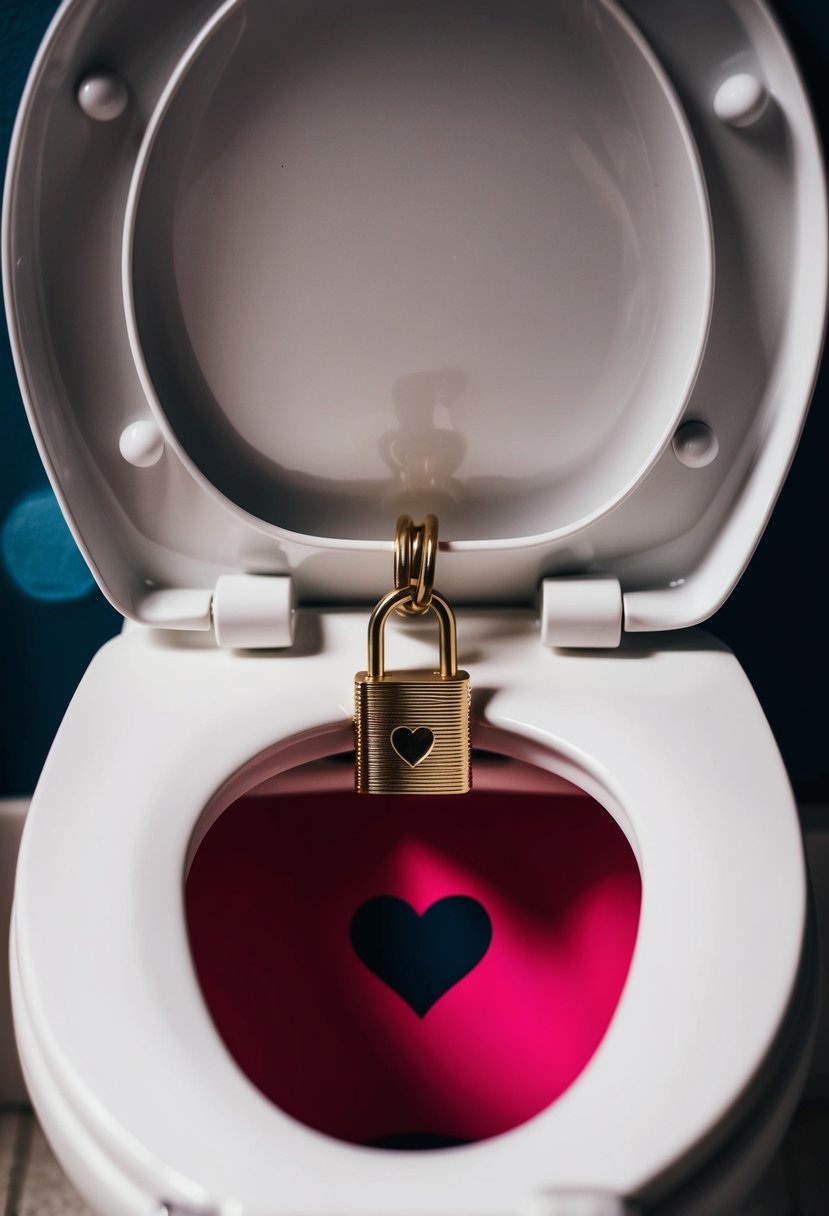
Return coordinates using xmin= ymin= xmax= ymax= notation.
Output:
xmin=539 ymin=577 xmax=623 ymax=649
xmin=210 ymin=574 xmax=296 ymax=649
xmin=135 ymin=577 xmax=296 ymax=647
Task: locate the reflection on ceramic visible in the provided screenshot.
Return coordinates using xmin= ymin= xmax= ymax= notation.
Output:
xmin=125 ymin=0 xmax=713 ymax=539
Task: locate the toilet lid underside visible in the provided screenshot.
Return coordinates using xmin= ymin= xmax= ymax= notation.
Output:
xmin=124 ymin=0 xmax=712 ymax=545
xmin=11 ymin=618 xmax=807 ymax=1214
xmin=8 ymin=0 xmax=827 ymax=632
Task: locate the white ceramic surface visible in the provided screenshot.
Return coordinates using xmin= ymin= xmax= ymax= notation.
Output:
xmin=2 ymin=2 xmax=825 ymax=1207
xmin=10 ymin=617 xmax=809 ymax=1216
xmin=125 ymin=0 xmax=712 ymax=543
xmin=2 ymin=0 xmax=825 ymax=628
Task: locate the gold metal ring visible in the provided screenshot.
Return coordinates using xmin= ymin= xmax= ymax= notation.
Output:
xmin=393 ymin=515 xmax=413 ymax=601
xmin=394 ymin=514 xmax=438 ymax=615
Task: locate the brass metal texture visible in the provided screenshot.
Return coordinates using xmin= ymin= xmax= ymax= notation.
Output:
xmin=394 ymin=513 xmax=438 ymax=616
xmin=368 ymin=587 xmax=457 ymax=679
xmin=355 ymin=585 xmax=471 ymax=794
xmin=355 ymin=671 xmax=471 ymax=793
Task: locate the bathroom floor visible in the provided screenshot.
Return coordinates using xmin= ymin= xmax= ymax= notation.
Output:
xmin=0 ymin=1105 xmax=827 ymax=1215
xmin=0 ymin=1111 xmax=88 ymax=1215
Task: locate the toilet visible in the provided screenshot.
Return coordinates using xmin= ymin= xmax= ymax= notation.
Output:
xmin=2 ymin=0 xmax=826 ymax=1213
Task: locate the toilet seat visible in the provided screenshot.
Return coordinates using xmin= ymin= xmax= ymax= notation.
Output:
xmin=11 ymin=615 xmax=810 ymax=1215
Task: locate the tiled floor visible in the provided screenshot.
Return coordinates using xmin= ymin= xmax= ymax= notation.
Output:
xmin=0 ymin=1112 xmax=90 ymax=1215
xmin=0 ymin=1105 xmax=827 ymax=1215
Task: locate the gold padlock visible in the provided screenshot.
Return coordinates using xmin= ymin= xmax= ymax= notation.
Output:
xmin=355 ymin=586 xmax=471 ymax=794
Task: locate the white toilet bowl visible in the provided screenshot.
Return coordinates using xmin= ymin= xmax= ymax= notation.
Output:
xmin=9 ymin=618 xmax=819 ymax=1215
xmin=3 ymin=0 xmax=827 ymax=1213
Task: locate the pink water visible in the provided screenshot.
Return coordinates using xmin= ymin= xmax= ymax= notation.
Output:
xmin=185 ymin=757 xmax=641 ymax=1148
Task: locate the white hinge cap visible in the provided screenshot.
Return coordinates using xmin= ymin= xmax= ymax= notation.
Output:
xmin=525 ymin=1192 xmax=635 ymax=1216
xmin=540 ymin=578 xmax=623 ymax=649
xmin=212 ymin=575 xmax=295 ymax=649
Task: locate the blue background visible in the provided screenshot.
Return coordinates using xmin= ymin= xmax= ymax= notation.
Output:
xmin=1 ymin=0 xmax=827 ymax=797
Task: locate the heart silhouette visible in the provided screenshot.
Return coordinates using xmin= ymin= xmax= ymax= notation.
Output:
xmin=350 ymin=895 xmax=492 ymax=1017
xmin=390 ymin=726 xmax=435 ymax=767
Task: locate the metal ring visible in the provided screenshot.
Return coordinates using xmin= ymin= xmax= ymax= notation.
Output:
xmin=367 ymin=585 xmax=456 ymax=679
xmin=394 ymin=514 xmax=438 ymax=615
xmin=393 ymin=514 xmax=413 ymax=601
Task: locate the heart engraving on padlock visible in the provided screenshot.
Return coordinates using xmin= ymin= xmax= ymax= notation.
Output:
xmin=355 ymin=515 xmax=471 ymax=796
xmin=390 ymin=726 xmax=435 ymax=767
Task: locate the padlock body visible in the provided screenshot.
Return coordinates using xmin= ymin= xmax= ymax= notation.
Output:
xmin=355 ymin=670 xmax=471 ymax=794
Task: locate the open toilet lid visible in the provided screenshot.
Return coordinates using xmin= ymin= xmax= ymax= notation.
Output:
xmin=3 ymin=0 xmax=826 ymax=629
xmin=124 ymin=0 xmax=713 ymax=545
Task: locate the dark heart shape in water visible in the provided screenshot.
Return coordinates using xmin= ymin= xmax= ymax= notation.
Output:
xmin=350 ymin=895 xmax=492 ymax=1017
xmin=390 ymin=726 xmax=435 ymax=767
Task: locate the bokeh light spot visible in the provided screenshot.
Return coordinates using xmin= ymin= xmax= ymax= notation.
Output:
xmin=1 ymin=490 xmax=95 ymax=602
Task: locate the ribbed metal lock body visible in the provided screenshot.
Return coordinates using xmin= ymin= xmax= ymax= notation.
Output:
xmin=355 ymin=588 xmax=471 ymax=794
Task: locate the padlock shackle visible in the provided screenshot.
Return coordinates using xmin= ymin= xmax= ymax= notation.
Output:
xmin=367 ymin=587 xmax=458 ymax=680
